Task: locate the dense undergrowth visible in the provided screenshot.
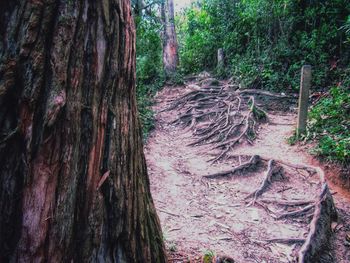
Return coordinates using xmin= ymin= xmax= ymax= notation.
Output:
xmin=175 ymin=0 xmax=350 ymax=165
xmin=307 ymin=85 xmax=350 ymax=164
xmin=177 ymin=0 xmax=350 ymax=91
xmin=136 ymin=15 xmax=164 ymax=138
xmin=135 ymin=0 xmax=350 ymax=164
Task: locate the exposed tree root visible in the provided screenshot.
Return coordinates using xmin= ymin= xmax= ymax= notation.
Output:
xmin=203 ymin=155 xmax=261 ymax=179
xmin=298 ymin=183 xmax=338 ymax=263
xmin=254 ymin=163 xmax=338 ymax=262
xmin=161 ymin=75 xmax=338 ymax=261
xmin=246 ymin=160 xmax=284 ymax=205
xmin=237 ymin=89 xmax=293 ymax=99
xmin=272 ymin=204 xmax=315 ymax=220
xmin=269 ymin=158 xmax=318 ymax=177
xmin=162 ymin=77 xmax=285 ymax=161
xmin=264 ymin=238 xmax=306 ymax=245
xmin=259 ymin=198 xmax=314 ymax=207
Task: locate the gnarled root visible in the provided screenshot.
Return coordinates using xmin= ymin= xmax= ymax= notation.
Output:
xmin=272 ymin=204 xmax=315 ymax=220
xmin=298 ymin=183 xmax=338 ymax=263
xmin=259 ymin=198 xmax=314 ymax=207
xmin=162 ymin=77 xmax=275 ymax=162
xmin=204 ymin=155 xmax=261 ymax=179
xmin=246 ymin=159 xmax=284 ymax=205
xmin=264 ymin=238 xmax=306 ymax=245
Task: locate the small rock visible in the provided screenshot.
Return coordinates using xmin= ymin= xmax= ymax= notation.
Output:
xmin=215 ymin=214 xmax=224 ymax=219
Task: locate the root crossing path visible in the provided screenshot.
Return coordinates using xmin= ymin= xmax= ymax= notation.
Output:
xmin=144 ymin=76 xmax=350 ymax=263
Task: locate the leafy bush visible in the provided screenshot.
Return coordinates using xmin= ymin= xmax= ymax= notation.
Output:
xmin=307 ymin=85 xmax=350 ymax=163
xmin=176 ymin=0 xmax=350 ymax=164
xmin=136 ymin=14 xmax=164 ymax=138
xmin=177 ymin=0 xmax=350 ymax=92
xmin=136 ymin=81 xmax=163 ymax=139
xmin=176 ymin=7 xmax=216 ymax=73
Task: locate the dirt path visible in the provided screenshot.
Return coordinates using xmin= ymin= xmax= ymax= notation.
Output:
xmin=144 ymin=80 xmax=350 ymax=263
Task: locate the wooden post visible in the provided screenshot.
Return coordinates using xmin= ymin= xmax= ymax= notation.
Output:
xmin=297 ymin=65 xmax=312 ymax=137
xmin=217 ymin=48 xmax=225 ymax=69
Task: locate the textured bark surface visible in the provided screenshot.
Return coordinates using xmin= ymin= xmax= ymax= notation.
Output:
xmin=161 ymin=0 xmax=178 ymax=77
xmin=0 ymin=0 xmax=166 ymax=262
xmin=298 ymin=183 xmax=338 ymax=263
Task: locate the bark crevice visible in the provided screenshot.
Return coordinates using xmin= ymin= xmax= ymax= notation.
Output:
xmin=0 ymin=0 xmax=166 ymax=262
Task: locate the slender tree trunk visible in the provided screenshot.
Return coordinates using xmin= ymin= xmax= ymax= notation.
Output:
xmin=0 ymin=0 xmax=167 ymax=262
xmin=161 ymin=0 xmax=179 ymax=77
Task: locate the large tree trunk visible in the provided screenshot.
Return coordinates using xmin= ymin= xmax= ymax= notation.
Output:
xmin=0 ymin=1 xmax=167 ymax=262
xmin=161 ymin=0 xmax=178 ymax=77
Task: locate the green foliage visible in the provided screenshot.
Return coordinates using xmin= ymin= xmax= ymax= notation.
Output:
xmin=136 ymin=12 xmax=164 ymax=138
xmin=307 ymin=85 xmax=350 ymax=163
xmin=136 ymin=15 xmax=163 ymax=84
xmin=177 ymin=0 xmax=350 ymax=165
xmin=340 ymin=15 xmax=350 ymax=44
xmin=165 ymin=71 xmax=185 ymax=85
xmin=176 ymin=7 xmax=216 ymax=73
xmin=136 ymin=83 xmax=157 ymax=139
xmin=177 ymin=0 xmax=350 ymax=91
xmin=287 ymin=132 xmax=298 ymax=146
xmin=202 ymin=249 xmax=216 ymax=263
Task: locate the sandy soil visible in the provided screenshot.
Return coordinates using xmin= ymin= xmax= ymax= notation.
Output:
xmin=144 ymin=83 xmax=350 ymax=263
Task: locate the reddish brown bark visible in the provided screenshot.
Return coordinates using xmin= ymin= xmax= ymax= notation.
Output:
xmin=161 ymin=0 xmax=179 ymax=77
xmin=0 ymin=0 xmax=166 ymax=262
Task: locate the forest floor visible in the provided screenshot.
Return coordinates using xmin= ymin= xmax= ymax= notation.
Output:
xmin=144 ymin=75 xmax=350 ymax=263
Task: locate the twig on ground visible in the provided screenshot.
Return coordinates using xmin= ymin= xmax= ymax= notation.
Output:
xmin=158 ymin=208 xmax=181 ymax=217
